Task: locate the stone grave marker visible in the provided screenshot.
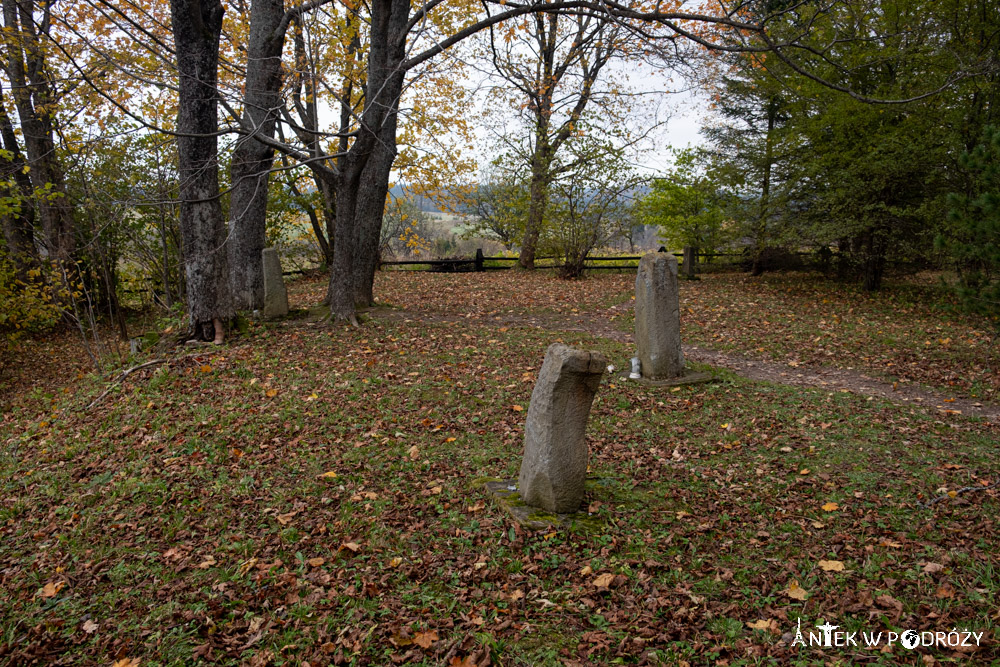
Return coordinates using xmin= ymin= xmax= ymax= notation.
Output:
xmin=262 ymin=247 xmax=289 ymax=319
xmin=517 ymin=343 xmax=606 ymax=513
xmin=632 ymin=252 xmax=710 ymax=386
xmin=635 ymin=252 xmax=684 ymax=379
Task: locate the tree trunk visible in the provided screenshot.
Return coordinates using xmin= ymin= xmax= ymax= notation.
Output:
xmin=861 ymin=228 xmax=887 ymax=292
xmin=326 ymin=0 xmax=407 ymax=322
xmin=228 ymin=0 xmax=286 ymax=311
xmin=170 ymin=0 xmax=231 ymax=340
xmin=750 ymin=97 xmax=777 ymax=278
xmin=1 ymin=0 xmax=74 ymax=262
xmin=307 ymin=164 xmax=337 ymax=264
xmin=519 ymin=147 xmax=550 ymax=270
xmin=0 ymin=88 xmax=36 ymax=268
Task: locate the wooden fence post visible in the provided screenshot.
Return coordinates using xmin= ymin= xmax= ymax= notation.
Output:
xmin=475 ymin=248 xmax=484 ymax=272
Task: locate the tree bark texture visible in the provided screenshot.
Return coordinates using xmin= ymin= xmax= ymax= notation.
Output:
xmin=0 ymin=86 xmax=36 ymax=267
xmin=326 ymin=0 xmax=407 ymax=322
xmin=170 ymin=0 xmax=232 ymax=339
xmin=1 ymin=0 xmax=74 ymax=262
xmin=498 ymin=11 xmax=611 ymax=271
xmin=228 ymin=0 xmax=286 ymax=311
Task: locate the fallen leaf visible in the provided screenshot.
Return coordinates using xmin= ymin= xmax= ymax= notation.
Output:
xmin=318 ymin=471 xmax=338 ymax=479
xmin=112 ymin=659 xmax=140 ymax=667
xmin=307 ymin=557 xmax=324 ymax=567
xmin=747 ymin=619 xmax=777 ymax=632
xmin=413 ymin=629 xmax=438 ymax=649
xmin=511 ymin=404 xmax=523 ymax=412
xmin=265 ymin=388 xmax=278 ymax=398
xmin=237 ymin=558 xmax=258 ymax=575
xmin=389 ymin=557 xmax=403 ymax=568
xmin=429 ymin=486 xmax=442 ymax=495
xmin=342 ymin=541 xmax=361 ymax=553
xmin=922 ymin=562 xmax=945 ymax=575
xmin=821 ymin=502 xmax=839 ymax=512
xmin=445 ymin=437 xmax=457 ymax=442
xmin=877 ymin=594 xmax=904 ymax=611
xmin=82 ymin=619 xmax=98 ymax=634
xmin=935 ymin=583 xmax=955 ymax=599
xmin=38 ymin=581 xmax=65 ymax=598
xmin=593 ymin=572 xmax=615 ymax=588
xmin=198 ymin=555 xmax=217 ymax=569
xmin=407 ymin=445 xmax=420 ymax=460
xmin=580 ymin=565 xmax=593 ymax=576
xmin=449 ymin=656 xmax=477 ymax=667
xmin=818 ymin=559 xmax=845 ymax=572
xmin=786 ymin=581 xmax=808 ymax=600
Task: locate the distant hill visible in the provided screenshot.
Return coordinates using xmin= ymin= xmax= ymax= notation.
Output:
xmin=388 ymin=185 xmax=443 ymax=213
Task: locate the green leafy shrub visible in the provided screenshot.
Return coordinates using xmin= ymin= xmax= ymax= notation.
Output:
xmin=939 ymin=126 xmax=1000 ymax=326
xmin=0 ymin=256 xmax=62 ymax=375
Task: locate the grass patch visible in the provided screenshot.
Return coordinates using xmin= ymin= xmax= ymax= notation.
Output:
xmin=1 ymin=270 xmax=998 ymax=665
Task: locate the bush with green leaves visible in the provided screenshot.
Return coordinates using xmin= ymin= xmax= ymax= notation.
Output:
xmin=940 ymin=125 xmax=1000 ymax=325
xmin=640 ymin=148 xmax=730 ymax=255
xmin=0 ymin=255 xmax=62 ymax=375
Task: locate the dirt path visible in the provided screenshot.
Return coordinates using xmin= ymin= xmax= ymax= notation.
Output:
xmin=371 ymin=307 xmax=1000 ymax=424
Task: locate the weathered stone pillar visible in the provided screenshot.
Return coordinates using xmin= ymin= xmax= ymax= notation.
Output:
xmin=635 ymin=252 xmax=684 ymax=379
xmin=261 ymin=247 xmax=289 ymax=318
xmin=518 ymin=344 xmax=606 ymax=513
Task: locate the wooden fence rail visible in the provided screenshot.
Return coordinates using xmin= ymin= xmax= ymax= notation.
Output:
xmin=377 ymin=248 xmax=743 ymax=273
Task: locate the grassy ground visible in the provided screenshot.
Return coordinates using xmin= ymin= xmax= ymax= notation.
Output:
xmin=1 ymin=270 xmax=998 ymax=666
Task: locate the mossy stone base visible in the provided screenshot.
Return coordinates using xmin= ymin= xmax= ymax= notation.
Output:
xmin=485 ymin=479 xmax=605 ymax=531
xmin=619 ymin=370 xmax=712 ymax=387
